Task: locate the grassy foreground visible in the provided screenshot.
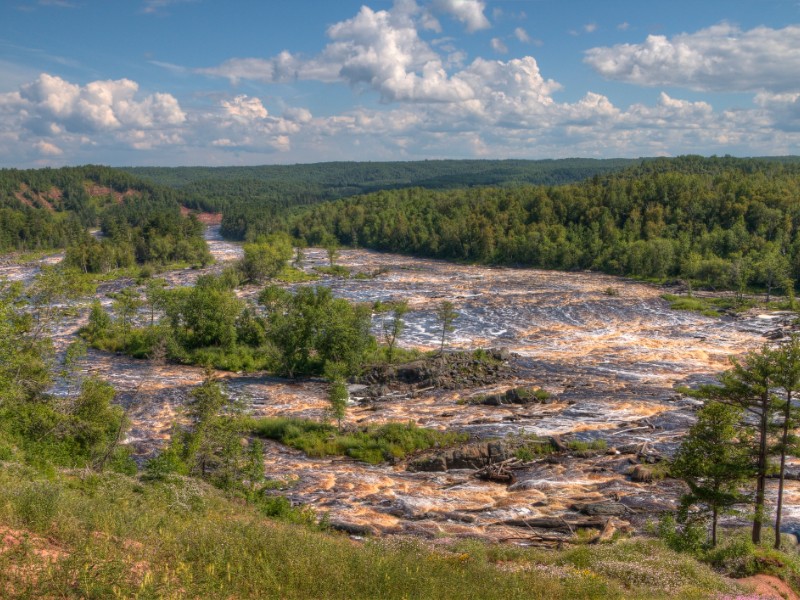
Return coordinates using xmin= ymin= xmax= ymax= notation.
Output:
xmin=0 ymin=464 xmax=750 ymax=599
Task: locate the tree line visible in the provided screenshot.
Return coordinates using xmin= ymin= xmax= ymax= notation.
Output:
xmin=0 ymin=165 xmax=211 ymax=269
xmin=271 ymin=156 xmax=800 ymax=293
xmin=124 ymin=158 xmax=638 ymax=217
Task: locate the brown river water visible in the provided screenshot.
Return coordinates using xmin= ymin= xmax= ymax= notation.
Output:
xmin=2 ymin=225 xmax=798 ymax=543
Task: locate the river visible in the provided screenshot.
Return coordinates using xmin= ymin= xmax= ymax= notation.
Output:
xmin=5 ymin=225 xmax=798 ymax=543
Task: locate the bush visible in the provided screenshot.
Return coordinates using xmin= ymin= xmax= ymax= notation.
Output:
xmin=13 ymin=481 xmax=61 ymax=531
xmin=250 ymin=418 xmax=468 ymax=464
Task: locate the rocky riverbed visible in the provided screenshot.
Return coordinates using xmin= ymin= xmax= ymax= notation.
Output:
xmin=5 ymin=225 xmax=799 ymax=544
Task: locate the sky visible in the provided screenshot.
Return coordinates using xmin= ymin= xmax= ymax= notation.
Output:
xmin=2 ymin=0 xmax=800 ymax=167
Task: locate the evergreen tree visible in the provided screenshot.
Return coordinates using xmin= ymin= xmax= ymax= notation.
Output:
xmin=672 ymin=401 xmax=752 ymax=547
xmin=700 ymin=346 xmax=779 ymax=544
xmin=771 ymin=336 xmax=800 ymax=549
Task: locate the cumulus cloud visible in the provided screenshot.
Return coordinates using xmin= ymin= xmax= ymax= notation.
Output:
xmin=17 ymin=73 xmax=185 ymax=133
xmin=199 ymin=5 xmax=476 ymax=103
xmin=221 ymin=95 xmax=269 ymax=120
xmin=585 ymin=23 xmax=800 ymax=93
xmin=431 ymin=0 xmax=490 ymax=32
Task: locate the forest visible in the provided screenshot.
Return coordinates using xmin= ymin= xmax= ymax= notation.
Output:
xmin=0 ymin=165 xmax=210 ymax=269
xmin=278 ymin=156 xmax=800 ymax=293
xmin=124 ymin=158 xmax=638 ymax=214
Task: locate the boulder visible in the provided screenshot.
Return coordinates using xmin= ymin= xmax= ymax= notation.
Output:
xmin=407 ymin=441 xmax=511 ymax=472
xmin=571 ymin=501 xmax=629 ymax=517
xmin=407 ymin=455 xmax=448 ymax=472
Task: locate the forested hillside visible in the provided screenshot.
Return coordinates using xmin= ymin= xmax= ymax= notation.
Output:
xmin=0 ymin=166 xmax=209 ymax=269
xmin=124 ymin=158 xmax=637 ymax=219
xmin=284 ymin=156 xmax=800 ymax=290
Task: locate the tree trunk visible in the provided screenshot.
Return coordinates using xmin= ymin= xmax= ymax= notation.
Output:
xmin=712 ymin=505 xmax=718 ymax=548
xmin=774 ymin=392 xmax=792 ymax=550
xmin=753 ymin=394 xmax=769 ymax=544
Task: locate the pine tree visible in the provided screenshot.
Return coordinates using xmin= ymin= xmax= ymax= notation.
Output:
xmin=700 ymin=346 xmax=779 ymax=544
xmin=672 ymin=401 xmax=752 ymax=547
xmin=770 ymin=335 xmax=800 ymax=549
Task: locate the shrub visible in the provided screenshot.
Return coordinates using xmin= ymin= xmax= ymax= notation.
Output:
xmin=250 ymin=418 xmax=468 ymax=464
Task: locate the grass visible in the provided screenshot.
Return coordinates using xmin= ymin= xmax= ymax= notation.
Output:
xmin=314 ymin=265 xmax=352 ymax=278
xmin=274 ymin=265 xmax=319 ymax=283
xmin=0 ymin=463 xmax=746 ymax=599
xmin=661 ymin=294 xmax=754 ymax=317
xmin=568 ymin=439 xmax=608 ymax=452
xmin=249 ymin=418 xmax=469 ymax=464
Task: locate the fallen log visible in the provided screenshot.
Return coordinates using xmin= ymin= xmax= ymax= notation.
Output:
xmin=499 ymin=516 xmax=611 ymax=530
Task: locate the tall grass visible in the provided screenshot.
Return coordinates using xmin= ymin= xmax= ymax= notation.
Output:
xmin=0 ymin=464 xmax=739 ymax=599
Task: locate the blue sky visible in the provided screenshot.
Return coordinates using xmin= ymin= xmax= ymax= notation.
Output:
xmin=2 ymin=0 xmax=800 ymax=167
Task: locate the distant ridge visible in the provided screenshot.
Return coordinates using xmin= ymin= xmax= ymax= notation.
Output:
xmin=122 ymin=158 xmax=639 ymax=212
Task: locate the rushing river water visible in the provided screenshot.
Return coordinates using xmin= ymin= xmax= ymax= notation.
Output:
xmin=4 ymin=225 xmax=799 ymax=542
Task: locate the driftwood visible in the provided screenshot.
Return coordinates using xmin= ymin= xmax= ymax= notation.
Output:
xmin=498 ymin=535 xmax=569 ymax=548
xmin=473 ymin=458 xmax=521 ymax=484
xmin=500 ymin=516 xmax=615 ymax=531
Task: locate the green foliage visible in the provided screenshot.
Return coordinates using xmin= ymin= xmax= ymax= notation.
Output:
xmin=250 ymin=418 xmax=468 ymax=464
xmin=661 ymin=293 xmax=754 ymax=317
xmin=567 ymin=439 xmax=608 ymax=452
xmin=266 ymin=286 xmax=375 ymax=377
xmin=0 ymin=165 xmax=210 ymax=264
xmin=0 ymin=465 xmax=744 ymax=599
xmin=240 ymin=233 xmax=293 ymax=283
xmin=672 ymin=402 xmax=752 ymax=547
xmin=436 ymin=300 xmax=458 ymax=353
xmin=314 ymin=265 xmax=351 ymax=277
xmin=505 ymin=433 xmax=556 ymax=461
xmin=274 ymin=156 xmax=800 ymax=295
xmin=327 ymin=379 xmax=349 ymax=431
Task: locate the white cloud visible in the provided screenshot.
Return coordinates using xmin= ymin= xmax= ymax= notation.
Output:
xmin=490 ymin=38 xmax=508 ymax=54
xmin=585 ymin=23 xmax=800 ymax=93
xmin=221 ymin=95 xmax=268 ymax=120
xmin=34 ymin=140 xmax=62 ymax=155
xmin=514 ymin=27 xmax=530 ymax=43
xmin=16 ymin=73 xmax=185 ymax=133
xmin=283 ymin=107 xmax=313 ymax=123
xmin=584 ymin=23 xmax=597 ymax=33
xmin=431 ymin=0 xmax=490 ymax=32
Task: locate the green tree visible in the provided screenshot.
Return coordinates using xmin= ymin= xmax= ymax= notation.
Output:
xmin=756 ymin=247 xmax=790 ymax=304
xmin=241 ymin=234 xmax=293 ymax=283
xmin=182 ymin=369 xmax=240 ymax=485
xmin=322 ymin=234 xmax=340 ymax=267
xmin=671 ymin=401 xmax=752 ymax=547
xmin=328 ymin=380 xmax=348 ymax=431
xmin=85 ymin=300 xmax=112 ymax=339
xmin=112 ymin=287 xmax=142 ymax=348
xmin=771 ymin=336 xmax=800 ymax=549
xmin=700 ymin=346 xmax=778 ymax=544
xmin=435 ymin=301 xmax=458 ymax=354
xmin=380 ymin=300 xmax=408 ymax=362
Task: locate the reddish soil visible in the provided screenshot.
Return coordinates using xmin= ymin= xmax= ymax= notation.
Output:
xmin=180 ymin=207 xmax=223 ymax=224
xmin=85 ymin=184 xmax=138 ymax=203
xmin=14 ymin=184 xmax=59 ymax=211
xmin=735 ymin=574 xmax=800 ymax=600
